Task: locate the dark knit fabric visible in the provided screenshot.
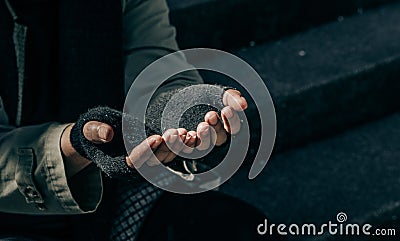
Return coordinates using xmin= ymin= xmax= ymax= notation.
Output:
xmin=70 ymin=107 xmax=147 ymax=179
xmin=110 ymin=182 xmax=162 ymax=241
xmin=145 ymin=84 xmax=225 ymax=133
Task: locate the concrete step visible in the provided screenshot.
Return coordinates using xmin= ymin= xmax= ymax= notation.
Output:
xmin=201 ymin=2 xmax=400 ymax=153
xmin=220 ymin=111 xmax=400 ymax=241
xmin=167 ymin=0 xmax=398 ymax=50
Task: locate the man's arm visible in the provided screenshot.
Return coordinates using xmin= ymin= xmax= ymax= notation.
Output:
xmin=122 ymin=0 xmax=248 ymax=167
xmin=123 ymin=0 xmax=247 ymax=155
xmin=0 ymin=0 xmax=217 ymax=216
xmin=121 ymin=0 xmax=204 ymax=165
xmin=0 ymin=1 xmax=200 ymax=215
xmin=0 ymin=122 xmax=103 ymax=214
xmin=123 ymin=0 xmax=203 ymax=96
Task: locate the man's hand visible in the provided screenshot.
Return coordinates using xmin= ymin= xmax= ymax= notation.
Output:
xmin=196 ymin=89 xmax=248 ymax=150
xmin=61 ymin=120 xmax=196 ymax=177
xmin=61 ymin=121 xmax=115 ymax=177
xmin=125 ymin=128 xmax=197 ymax=168
xmin=61 ymin=89 xmax=246 ymax=177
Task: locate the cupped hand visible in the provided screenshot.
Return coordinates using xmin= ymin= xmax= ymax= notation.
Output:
xmin=195 ymin=89 xmax=248 ymax=150
xmin=125 ymin=128 xmax=196 ymax=168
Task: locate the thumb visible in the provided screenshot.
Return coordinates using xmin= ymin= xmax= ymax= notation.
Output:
xmin=83 ymin=121 xmax=114 ymax=144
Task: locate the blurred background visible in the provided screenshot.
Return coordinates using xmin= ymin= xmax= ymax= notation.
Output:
xmin=166 ymin=0 xmax=400 ymax=240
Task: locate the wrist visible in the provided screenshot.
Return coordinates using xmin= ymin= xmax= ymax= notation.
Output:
xmin=61 ymin=124 xmax=92 ymax=178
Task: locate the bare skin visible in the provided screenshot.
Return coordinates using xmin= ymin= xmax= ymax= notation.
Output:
xmin=61 ymin=89 xmax=248 ymax=178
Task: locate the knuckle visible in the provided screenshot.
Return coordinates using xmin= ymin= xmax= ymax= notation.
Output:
xmin=164 ymin=129 xmax=176 ymax=135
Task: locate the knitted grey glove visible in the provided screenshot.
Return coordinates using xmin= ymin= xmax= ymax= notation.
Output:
xmin=70 ymin=106 xmax=152 ymax=179
xmin=70 ymin=84 xmax=229 ymax=178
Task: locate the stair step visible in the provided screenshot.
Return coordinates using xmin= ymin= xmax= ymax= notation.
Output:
xmin=167 ymin=0 xmax=398 ymax=50
xmin=221 ymin=111 xmax=400 ymax=240
xmin=202 ymin=2 xmax=400 ymax=153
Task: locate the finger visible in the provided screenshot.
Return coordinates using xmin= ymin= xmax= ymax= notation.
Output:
xmin=177 ymin=128 xmax=188 ymax=136
xmin=164 ymin=135 xmax=187 ymax=164
xmin=152 ymin=129 xmax=179 ymax=164
xmin=146 ymin=155 xmax=161 ymax=167
xmin=147 ymin=133 xmax=178 ymax=166
xmin=153 ymin=141 xmax=170 ymax=164
xmin=221 ymin=106 xmax=241 ymax=135
xmin=175 ymin=128 xmax=188 ymax=153
xmin=182 ymin=131 xmax=197 ymax=154
xmin=83 ymin=121 xmax=114 ymax=144
xmin=196 ymin=122 xmax=211 ymax=151
xmin=146 ymin=133 xmax=184 ymax=165
xmin=126 ymin=135 xmax=162 ymax=168
xmin=223 ymin=89 xmax=248 ymax=111
xmin=205 ymin=111 xmax=227 ymax=146
xmin=163 ymin=129 xmax=187 ymax=163
xmin=163 ymin=128 xmax=180 ymax=143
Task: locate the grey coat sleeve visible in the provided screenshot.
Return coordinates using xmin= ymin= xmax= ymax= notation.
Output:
xmin=123 ymin=0 xmax=204 ymax=97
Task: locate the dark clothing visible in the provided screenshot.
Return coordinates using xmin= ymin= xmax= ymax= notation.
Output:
xmin=0 ymin=0 xmax=276 ymax=241
xmin=0 ymin=0 xmax=125 ymax=127
xmin=0 ymin=0 xmax=200 ymax=215
xmin=4 ymin=0 xmax=59 ymax=125
xmin=0 ymin=0 xmax=199 ymax=239
xmin=1 ymin=191 xmax=280 ymax=241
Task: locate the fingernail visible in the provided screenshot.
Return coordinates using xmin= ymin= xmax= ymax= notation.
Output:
xmin=150 ymin=138 xmax=159 ymax=148
xmin=184 ymin=135 xmax=190 ymax=144
xmin=208 ymin=115 xmax=218 ymax=125
xmin=241 ymin=99 xmax=248 ymax=109
xmin=98 ymin=126 xmax=108 ymax=141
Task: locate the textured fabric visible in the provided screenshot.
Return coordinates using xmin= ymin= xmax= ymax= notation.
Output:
xmin=0 ymin=123 xmax=103 ymax=215
xmin=0 ymin=0 xmax=18 ymax=125
xmin=146 ymin=84 xmax=225 ymax=133
xmin=0 ymin=237 xmax=40 ymax=241
xmin=70 ymin=107 xmax=145 ymax=179
xmin=134 ymin=191 xmax=284 ymax=241
xmin=110 ymin=182 xmax=163 ymax=241
xmin=7 ymin=0 xmax=59 ymax=127
xmin=12 ymin=21 xmax=26 ymax=127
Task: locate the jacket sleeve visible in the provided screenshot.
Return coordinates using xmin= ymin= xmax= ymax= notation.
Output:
xmin=122 ymin=0 xmax=230 ymax=178
xmin=0 ymin=100 xmax=102 ymax=215
xmin=123 ymin=0 xmax=204 ymax=98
